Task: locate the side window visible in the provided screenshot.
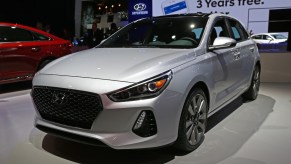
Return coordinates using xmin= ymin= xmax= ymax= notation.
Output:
xmin=33 ymin=32 xmax=50 ymax=41
xmin=192 ymin=28 xmax=203 ymax=40
xmin=0 ymin=26 xmax=11 ymax=42
xmin=267 ymin=35 xmax=273 ymax=40
xmin=258 ymin=35 xmax=263 ymax=39
xmin=228 ymin=19 xmax=248 ymax=42
xmin=238 ymin=22 xmax=249 ymax=39
xmin=0 ymin=26 xmax=33 ymax=42
xmin=252 ymin=35 xmax=261 ymax=39
xmin=11 ymin=28 xmax=34 ymax=42
xmin=262 ymin=35 xmax=272 ymax=40
xmin=209 ymin=19 xmax=229 ymax=46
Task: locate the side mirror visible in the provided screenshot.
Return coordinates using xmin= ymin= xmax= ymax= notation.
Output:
xmin=267 ymin=37 xmax=273 ymax=41
xmin=209 ymin=37 xmax=237 ymax=50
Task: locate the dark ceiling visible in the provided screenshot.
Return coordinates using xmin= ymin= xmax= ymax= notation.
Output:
xmin=0 ymin=0 xmax=129 ymax=38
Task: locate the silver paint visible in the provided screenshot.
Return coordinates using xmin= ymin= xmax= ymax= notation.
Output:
xmin=32 ymin=14 xmax=260 ymax=149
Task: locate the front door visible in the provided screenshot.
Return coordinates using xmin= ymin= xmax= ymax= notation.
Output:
xmin=209 ymin=18 xmax=243 ymax=110
xmin=0 ymin=26 xmax=39 ymax=82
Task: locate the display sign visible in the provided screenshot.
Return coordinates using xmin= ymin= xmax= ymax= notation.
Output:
xmin=81 ymin=1 xmax=96 ymax=35
xmin=162 ymin=0 xmax=189 ymax=15
xmin=153 ymin=0 xmax=291 ymax=52
xmin=128 ymin=0 xmax=152 ymax=22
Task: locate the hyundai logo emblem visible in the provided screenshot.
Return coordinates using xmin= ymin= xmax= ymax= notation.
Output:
xmin=134 ymin=3 xmax=146 ymax=11
xmin=52 ymin=92 xmax=68 ymax=105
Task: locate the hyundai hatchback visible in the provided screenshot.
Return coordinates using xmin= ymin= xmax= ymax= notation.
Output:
xmin=31 ymin=13 xmax=260 ymax=152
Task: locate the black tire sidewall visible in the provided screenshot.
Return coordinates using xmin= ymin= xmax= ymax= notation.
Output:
xmin=175 ymin=88 xmax=208 ymax=152
xmin=38 ymin=59 xmax=53 ymax=71
xmin=252 ymin=67 xmax=260 ymax=98
xmin=243 ymin=66 xmax=260 ymax=100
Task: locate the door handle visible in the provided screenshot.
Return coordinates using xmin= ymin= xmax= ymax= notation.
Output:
xmin=31 ymin=47 xmax=40 ymax=52
xmin=234 ymin=52 xmax=241 ymax=60
xmin=250 ymin=47 xmax=255 ymax=52
xmin=231 ymin=49 xmax=241 ymax=60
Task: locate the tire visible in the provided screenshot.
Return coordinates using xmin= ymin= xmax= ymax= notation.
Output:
xmin=243 ymin=65 xmax=260 ymax=101
xmin=37 ymin=59 xmax=53 ymax=71
xmin=175 ymin=88 xmax=208 ymax=152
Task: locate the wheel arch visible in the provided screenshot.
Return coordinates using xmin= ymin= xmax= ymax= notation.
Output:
xmin=37 ymin=56 xmax=57 ymax=71
xmin=178 ymin=80 xmax=211 ymax=122
xmin=185 ymin=81 xmax=210 ymax=108
xmin=256 ymin=60 xmax=261 ymax=71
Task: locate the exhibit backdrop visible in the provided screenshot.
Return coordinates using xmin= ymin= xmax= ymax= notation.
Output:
xmin=153 ymin=0 xmax=291 ymax=52
xmin=153 ymin=0 xmax=290 ymax=32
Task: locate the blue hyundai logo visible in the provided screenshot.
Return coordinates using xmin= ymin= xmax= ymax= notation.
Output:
xmin=134 ymin=3 xmax=146 ymax=11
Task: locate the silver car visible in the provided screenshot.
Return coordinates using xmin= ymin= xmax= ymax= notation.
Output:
xmin=31 ymin=13 xmax=260 ymax=152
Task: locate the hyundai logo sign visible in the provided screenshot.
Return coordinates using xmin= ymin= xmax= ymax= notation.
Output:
xmin=129 ymin=0 xmax=152 ymax=22
xmin=132 ymin=3 xmax=148 ymax=15
xmin=134 ymin=3 xmax=147 ymax=11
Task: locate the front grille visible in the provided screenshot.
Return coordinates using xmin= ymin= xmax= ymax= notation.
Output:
xmin=32 ymin=86 xmax=103 ymax=129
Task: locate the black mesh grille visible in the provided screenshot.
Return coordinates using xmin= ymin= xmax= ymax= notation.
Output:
xmin=32 ymin=86 xmax=103 ymax=129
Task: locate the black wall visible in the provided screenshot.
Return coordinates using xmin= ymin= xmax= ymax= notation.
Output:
xmin=0 ymin=0 xmax=75 ymax=38
xmin=269 ymin=9 xmax=291 ymax=51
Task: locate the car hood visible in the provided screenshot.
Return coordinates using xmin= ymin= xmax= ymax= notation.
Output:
xmin=39 ymin=48 xmax=195 ymax=83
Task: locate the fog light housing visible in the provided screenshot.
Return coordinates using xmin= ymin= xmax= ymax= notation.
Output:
xmin=132 ymin=111 xmax=157 ymax=137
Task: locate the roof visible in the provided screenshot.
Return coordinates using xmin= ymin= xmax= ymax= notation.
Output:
xmin=154 ymin=13 xmax=212 ymax=18
xmin=251 ymin=33 xmax=284 ymax=36
xmin=0 ymin=22 xmax=62 ymax=40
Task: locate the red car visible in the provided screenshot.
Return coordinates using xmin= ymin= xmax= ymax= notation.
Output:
xmin=0 ymin=22 xmax=72 ymax=84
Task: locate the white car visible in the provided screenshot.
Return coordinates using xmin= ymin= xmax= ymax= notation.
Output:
xmin=251 ymin=33 xmax=288 ymax=44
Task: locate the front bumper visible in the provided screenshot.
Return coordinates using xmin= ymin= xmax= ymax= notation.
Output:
xmin=32 ymin=74 xmax=184 ymax=149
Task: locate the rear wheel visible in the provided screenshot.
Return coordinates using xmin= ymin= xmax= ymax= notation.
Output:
xmin=175 ymin=88 xmax=208 ymax=152
xmin=243 ymin=65 xmax=260 ymax=100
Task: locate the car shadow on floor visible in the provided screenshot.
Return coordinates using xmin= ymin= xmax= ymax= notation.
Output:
xmin=33 ymin=94 xmax=274 ymax=164
xmin=0 ymin=81 xmax=32 ymax=94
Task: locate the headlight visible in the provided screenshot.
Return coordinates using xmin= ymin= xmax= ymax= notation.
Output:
xmin=108 ymin=71 xmax=172 ymax=102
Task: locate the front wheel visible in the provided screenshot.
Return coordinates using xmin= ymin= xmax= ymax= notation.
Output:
xmin=243 ymin=65 xmax=260 ymax=101
xmin=175 ymin=88 xmax=208 ymax=152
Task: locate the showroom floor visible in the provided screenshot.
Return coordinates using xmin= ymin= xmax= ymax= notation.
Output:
xmin=0 ymin=82 xmax=291 ymax=164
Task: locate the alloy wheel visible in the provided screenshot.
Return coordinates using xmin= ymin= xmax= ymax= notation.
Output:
xmin=185 ymin=94 xmax=207 ymax=145
xmin=253 ymin=69 xmax=260 ymax=94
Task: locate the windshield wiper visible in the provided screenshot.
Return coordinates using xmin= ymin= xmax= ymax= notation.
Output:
xmin=131 ymin=45 xmax=159 ymax=48
xmin=97 ymin=45 xmax=159 ymax=48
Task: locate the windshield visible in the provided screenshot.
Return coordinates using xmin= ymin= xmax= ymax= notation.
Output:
xmin=271 ymin=34 xmax=288 ymax=39
xmin=99 ymin=17 xmax=208 ymax=49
